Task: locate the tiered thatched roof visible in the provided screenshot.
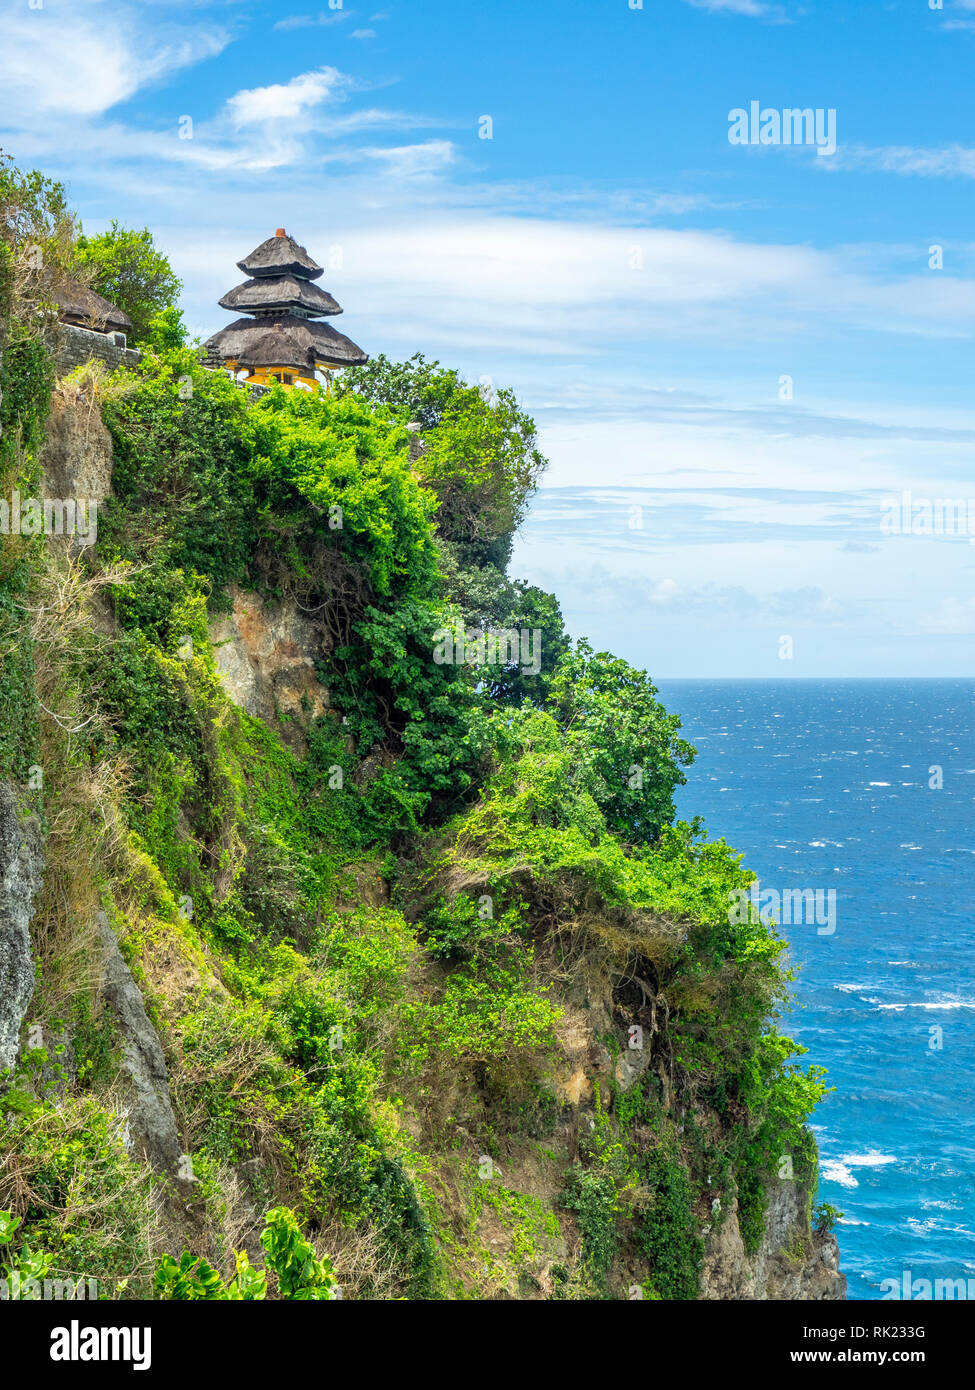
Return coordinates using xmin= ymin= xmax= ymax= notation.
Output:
xmin=217 ymin=276 xmax=342 ymax=317
xmin=237 ymin=231 xmax=324 ymax=280
xmin=217 ymin=315 xmax=370 ymax=372
xmin=204 ymin=228 xmax=367 ymax=377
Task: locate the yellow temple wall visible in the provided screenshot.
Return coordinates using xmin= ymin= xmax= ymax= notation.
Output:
xmin=222 ymin=359 xmax=337 ymax=391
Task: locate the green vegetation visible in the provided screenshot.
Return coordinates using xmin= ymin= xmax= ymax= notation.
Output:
xmin=814 ymin=1202 xmax=843 ymax=1236
xmin=74 ymin=221 xmax=183 ymax=346
xmin=154 ymin=1207 xmax=337 ymax=1300
xmin=0 ymin=154 xmax=835 ymax=1301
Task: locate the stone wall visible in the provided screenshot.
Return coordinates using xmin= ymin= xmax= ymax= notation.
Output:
xmin=54 ymin=323 xmax=141 ymax=376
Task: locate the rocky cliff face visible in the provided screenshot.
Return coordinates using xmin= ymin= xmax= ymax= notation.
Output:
xmin=702 ymin=1181 xmax=846 ymax=1301
xmin=39 ymin=378 xmax=114 ymax=522
xmin=210 ymin=586 xmax=332 ymax=754
xmin=0 ymin=782 xmax=44 ymax=1077
xmin=96 ymin=911 xmax=183 ymax=1175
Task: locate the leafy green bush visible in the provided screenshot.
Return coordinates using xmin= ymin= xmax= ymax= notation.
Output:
xmin=636 ymin=1147 xmax=702 ymax=1300
xmin=561 ymin=1166 xmax=619 ymax=1281
xmin=100 ymin=348 xmax=255 ymax=601
xmin=250 ymin=384 xmax=438 ymax=601
xmin=154 ymin=1206 xmax=336 ymax=1300
xmin=340 ymin=351 xmax=546 ymax=570
xmin=549 ymin=639 xmax=695 ymax=847
xmin=814 ymin=1201 xmax=843 ymax=1235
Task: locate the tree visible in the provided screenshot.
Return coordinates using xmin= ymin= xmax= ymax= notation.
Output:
xmin=548 ymin=639 xmax=696 ymax=845
xmin=437 ymin=542 xmax=570 ymax=706
xmin=0 ymin=150 xmax=77 ymax=333
xmin=340 ymin=352 xmax=547 ymax=570
xmin=74 ymin=222 xmax=181 ymax=344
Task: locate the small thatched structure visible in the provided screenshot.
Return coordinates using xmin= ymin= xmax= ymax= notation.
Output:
xmin=53 ymin=279 xmax=132 ymax=337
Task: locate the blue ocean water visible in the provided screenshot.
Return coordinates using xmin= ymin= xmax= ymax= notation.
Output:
xmin=656 ymin=678 xmax=975 ymax=1301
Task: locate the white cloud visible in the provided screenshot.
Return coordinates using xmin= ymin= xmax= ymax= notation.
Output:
xmin=357 ymin=140 xmax=455 ymax=177
xmin=683 ymin=0 xmax=773 ymax=15
xmin=829 ymin=144 xmax=975 ymax=178
xmin=350 ymin=29 xmax=378 ymax=40
xmin=919 ymin=597 xmax=975 ymax=635
xmin=0 ymin=0 xmax=229 ymax=117
xmin=273 ymin=11 xmax=351 ymax=31
xmin=226 ymin=66 xmax=349 ymax=126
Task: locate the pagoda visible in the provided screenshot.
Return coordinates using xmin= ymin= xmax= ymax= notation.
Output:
xmin=204 ymin=228 xmax=368 ymax=389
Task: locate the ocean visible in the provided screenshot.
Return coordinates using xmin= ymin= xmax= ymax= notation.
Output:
xmin=656 ymin=678 xmax=975 ymax=1302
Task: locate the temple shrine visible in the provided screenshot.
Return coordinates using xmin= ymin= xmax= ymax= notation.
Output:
xmin=204 ymin=228 xmax=368 ymax=388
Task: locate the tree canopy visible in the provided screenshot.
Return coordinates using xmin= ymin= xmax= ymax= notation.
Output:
xmin=74 ymin=221 xmax=182 ymax=344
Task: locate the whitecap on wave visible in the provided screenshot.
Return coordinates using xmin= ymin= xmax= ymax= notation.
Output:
xmin=821 ymin=1160 xmax=858 ymax=1188
xmin=840 ymin=1151 xmax=898 ymax=1168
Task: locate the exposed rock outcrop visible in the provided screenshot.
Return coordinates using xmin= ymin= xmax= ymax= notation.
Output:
xmin=0 ymin=782 xmax=44 ymax=1077
xmin=96 ymin=911 xmax=182 ymax=1173
xmin=701 ymin=1178 xmax=846 ymax=1300
xmin=39 ymin=381 xmax=114 ymax=516
xmin=210 ymin=586 xmax=332 ymax=753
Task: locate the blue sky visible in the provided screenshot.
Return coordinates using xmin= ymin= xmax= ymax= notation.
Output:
xmin=3 ymin=0 xmax=975 ymax=675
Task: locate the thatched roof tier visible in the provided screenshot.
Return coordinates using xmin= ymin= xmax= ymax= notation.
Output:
xmin=54 ymin=279 xmax=132 ymax=333
xmin=236 ymin=231 xmax=324 ymax=280
xmin=205 ymin=314 xmax=368 ymax=370
xmin=218 ymin=275 xmax=342 ymax=317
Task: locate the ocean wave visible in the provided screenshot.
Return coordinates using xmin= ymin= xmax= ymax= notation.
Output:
xmin=840 ymin=1151 xmax=898 ymax=1168
xmin=821 ymin=1159 xmax=858 ymax=1188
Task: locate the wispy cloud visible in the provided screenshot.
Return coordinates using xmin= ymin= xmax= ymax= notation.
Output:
xmin=682 ymin=0 xmax=775 ymax=16
xmin=828 ymin=144 xmax=975 ymax=178
xmin=0 ymin=0 xmax=230 ymax=117
xmin=273 ymin=11 xmax=352 ymax=31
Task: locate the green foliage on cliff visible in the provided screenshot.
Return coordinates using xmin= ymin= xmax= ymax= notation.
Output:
xmin=0 ymin=165 xmax=831 ymax=1298
xmin=0 ymin=229 xmax=54 ymax=782
xmin=154 ymin=1207 xmax=336 ymax=1301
